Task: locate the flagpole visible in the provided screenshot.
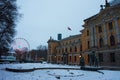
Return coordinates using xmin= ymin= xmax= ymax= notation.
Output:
xmin=67 ymin=27 xmax=72 ymax=37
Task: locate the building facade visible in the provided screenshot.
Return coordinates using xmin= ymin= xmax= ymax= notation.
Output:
xmin=47 ymin=34 xmax=82 ymax=65
xmin=47 ymin=2 xmax=120 ymax=66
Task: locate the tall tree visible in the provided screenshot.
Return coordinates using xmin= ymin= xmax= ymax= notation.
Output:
xmin=0 ymin=0 xmax=19 ymax=56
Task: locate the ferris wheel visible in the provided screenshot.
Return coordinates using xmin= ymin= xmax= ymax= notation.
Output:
xmin=11 ymin=38 xmax=30 ymax=52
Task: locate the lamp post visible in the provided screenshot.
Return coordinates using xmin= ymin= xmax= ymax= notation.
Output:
xmin=79 ymin=54 xmax=85 ymax=67
xmin=79 ymin=55 xmax=81 ymax=58
xmin=35 ymin=51 xmax=37 ymax=61
xmin=54 ymin=55 xmax=56 ymax=63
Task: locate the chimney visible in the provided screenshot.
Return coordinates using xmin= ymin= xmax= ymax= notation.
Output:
xmin=58 ymin=34 xmax=62 ymax=40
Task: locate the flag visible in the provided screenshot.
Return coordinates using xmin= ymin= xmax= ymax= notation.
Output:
xmin=67 ymin=27 xmax=72 ymax=31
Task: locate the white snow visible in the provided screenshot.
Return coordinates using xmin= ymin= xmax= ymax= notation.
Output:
xmin=0 ymin=63 xmax=120 ymax=80
xmin=0 ymin=63 xmax=79 ymax=69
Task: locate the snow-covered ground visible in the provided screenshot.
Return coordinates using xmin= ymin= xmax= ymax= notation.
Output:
xmin=0 ymin=63 xmax=120 ymax=80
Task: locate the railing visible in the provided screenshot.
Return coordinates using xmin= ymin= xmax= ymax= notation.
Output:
xmin=0 ymin=56 xmax=16 ymax=61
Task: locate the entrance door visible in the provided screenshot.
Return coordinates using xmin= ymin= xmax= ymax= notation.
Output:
xmin=63 ymin=54 xmax=68 ymax=64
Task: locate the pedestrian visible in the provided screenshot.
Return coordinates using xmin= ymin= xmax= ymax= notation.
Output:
xmin=80 ymin=56 xmax=85 ymax=67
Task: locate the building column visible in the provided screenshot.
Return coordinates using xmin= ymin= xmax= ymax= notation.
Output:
xmin=94 ymin=26 xmax=98 ymax=48
xmin=114 ymin=18 xmax=120 ymax=44
xmin=90 ymin=26 xmax=94 ymax=47
xmin=103 ymin=23 xmax=108 ymax=46
xmin=90 ymin=25 xmax=97 ymax=48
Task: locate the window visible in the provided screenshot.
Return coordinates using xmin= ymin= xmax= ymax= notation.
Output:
xmin=74 ymin=56 xmax=77 ymax=62
xmin=65 ymin=48 xmax=67 ymax=53
xmin=67 ymin=42 xmax=68 ymax=45
xmin=98 ymin=53 xmax=103 ymax=62
xmin=88 ymin=54 xmax=90 ymax=63
xmin=74 ymin=40 xmax=75 ymax=43
xmin=70 ymin=47 xmax=72 ymax=52
xmin=49 ymin=45 xmax=51 ymax=48
xmin=110 ymin=35 xmax=115 ymax=46
xmin=98 ymin=25 xmax=102 ymax=33
xmin=110 ymin=53 xmax=115 ymax=62
xmin=69 ymin=41 xmax=71 ymax=44
xmin=49 ymin=49 xmax=51 ymax=53
xmin=108 ymin=22 xmax=113 ymax=30
xmin=56 ymin=50 xmax=58 ymax=53
xmin=58 ymin=56 xmax=60 ymax=61
xmin=80 ymin=45 xmax=82 ymax=51
xmin=61 ymin=56 xmax=63 ymax=61
xmin=87 ymin=30 xmax=89 ymax=36
xmin=59 ymin=49 xmax=61 ymax=53
xmin=88 ymin=41 xmax=90 ymax=49
xmin=75 ymin=46 xmax=77 ymax=52
xmin=99 ymin=38 xmax=104 ymax=47
xmin=70 ymin=56 xmax=71 ymax=62
xmin=62 ymin=49 xmax=64 ymax=53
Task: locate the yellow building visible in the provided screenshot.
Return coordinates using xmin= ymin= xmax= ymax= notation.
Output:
xmin=81 ymin=2 xmax=120 ymax=66
xmin=47 ymin=34 xmax=82 ymax=65
xmin=47 ymin=1 xmax=120 ymax=66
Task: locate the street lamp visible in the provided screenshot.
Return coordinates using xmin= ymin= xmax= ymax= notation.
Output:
xmin=79 ymin=55 xmax=81 ymax=58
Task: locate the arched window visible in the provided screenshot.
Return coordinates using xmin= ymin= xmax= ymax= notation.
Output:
xmin=99 ymin=38 xmax=104 ymax=47
xmin=110 ymin=35 xmax=115 ymax=46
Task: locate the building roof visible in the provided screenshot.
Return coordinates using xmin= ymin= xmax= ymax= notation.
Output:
xmin=84 ymin=4 xmax=120 ymax=22
xmin=60 ymin=34 xmax=81 ymax=42
xmin=47 ymin=38 xmax=58 ymax=43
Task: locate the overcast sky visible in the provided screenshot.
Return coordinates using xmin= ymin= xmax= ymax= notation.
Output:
xmin=16 ymin=0 xmax=113 ymax=50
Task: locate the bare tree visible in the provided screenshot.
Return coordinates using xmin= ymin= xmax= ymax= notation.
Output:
xmin=0 ymin=0 xmax=19 ymax=57
xmin=36 ymin=45 xmax=48 ymax=61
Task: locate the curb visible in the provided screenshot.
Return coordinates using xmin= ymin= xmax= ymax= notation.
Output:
xmin=5 ymin=67 xmax=80 ymax=72
xmin=80 ymin=66 xmax=103 ymax=71
xmin=5 ymin=67 xmax=120 ymax=72
xmin=6 ymin=68 xmax=35 ymax=72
